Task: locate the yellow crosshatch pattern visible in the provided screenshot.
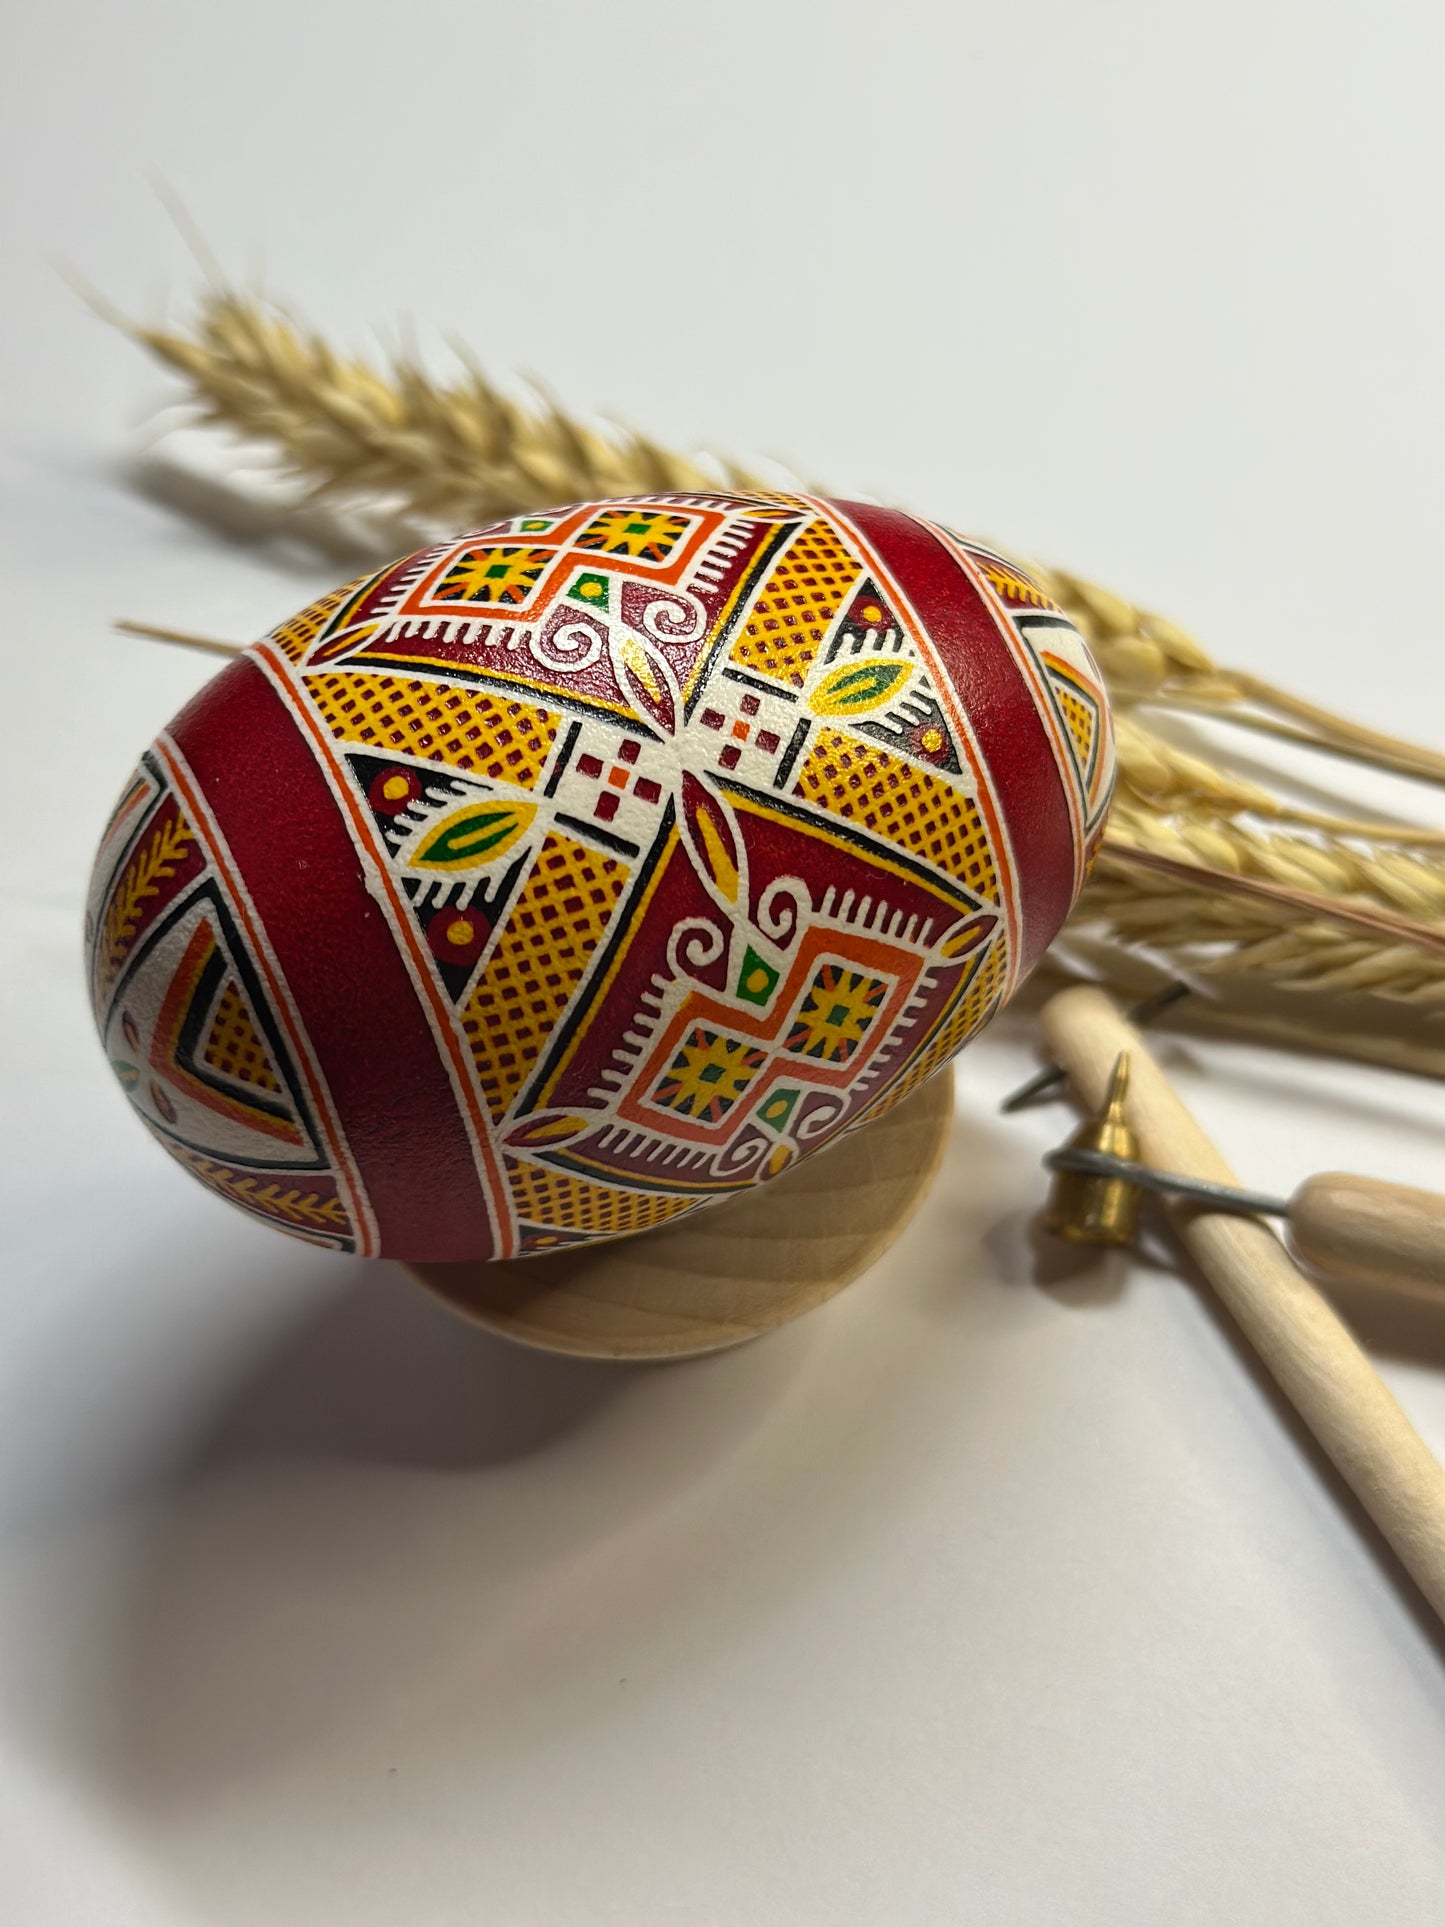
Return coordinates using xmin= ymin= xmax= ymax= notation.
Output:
xmin=1051 ymin=678 xmax=1097 ymax=779
xmin=505 ymin=1158 xmax=701 ymax=1237
xmin=201 ymin=980 xmax=282 ymax=1093
xmin=433 ymin=544 xmax=554 ymax=606
xmin=460 ymin=833 xmax=629 ymax=1124
xmin=729 ymin=518 xmax=863 ymax=689
xmin=792 ymin=729 xmax=1000 ymax=900
xmin=304 ymin=671 xmax=559 ymax=786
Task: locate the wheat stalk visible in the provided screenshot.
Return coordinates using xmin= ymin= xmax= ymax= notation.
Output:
xmin=1027 ymin=565 xmax=1445 ymax=790
xmin=126 ymin=290 xmax=770 ymax=526
xmin=113 ymin=286 xmax=1445 ymax=1071
xmin=1083 ymin=854 xmax=1445 ymax=1004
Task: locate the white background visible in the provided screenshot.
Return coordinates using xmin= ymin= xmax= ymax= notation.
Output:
xmin=3 ymin=3 xmax=1445 ymax=1921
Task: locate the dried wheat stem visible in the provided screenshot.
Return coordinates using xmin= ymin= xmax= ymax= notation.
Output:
xmin=1033 ymin=564 xmax=1445 ymax=786
xmin=1112 ymin=714 xmax=1445 ymax=846
xmin=115 ymin=618 xmax=241 ymax=659
xmin=1081 ymin=867 xmax=1445 ymax=1010
xmin=1157 ymin=696 xmax=1445 ymax=791
xmin=1106 ymin=802 xmax=1445 ymax=927
xmin=129 ymin=293 xmax=770 ymax=530
xmin=109 ymin=283 xmax=1445 ymax=1070
xmin=1100 ymin=842 xmax=1445 ymax=961
xmin=123 ymin=287 xmax=1445 ymax=787
xmin=1232 ymin=670 xmax=1445 ymax=784
xmin=116 ymin=614 xmax=1445 ymax=949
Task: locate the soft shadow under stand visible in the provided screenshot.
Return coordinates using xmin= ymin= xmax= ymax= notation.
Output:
xmin=407 ymin=1074 xmax=954 ymax=1361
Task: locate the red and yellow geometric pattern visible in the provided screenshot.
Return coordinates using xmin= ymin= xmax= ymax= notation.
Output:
xmin=728 ymin=516 xmax=861 ymax=689
xmin=793 ymin=730 xmax=1001 ymax=897
xmin=305 ymin=670 xmax=560 ymax=786
xmin=201 ymin=978 xmax=284 ymax=1094
xmin=88 ymin=493 xmax=1114 ymax=1262
xmin=459 ymin=832 xmax=630 ymax=1124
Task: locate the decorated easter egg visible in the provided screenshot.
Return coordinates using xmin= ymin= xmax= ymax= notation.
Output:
xmin=87 ymin=492 xmax=1114 ymax=1261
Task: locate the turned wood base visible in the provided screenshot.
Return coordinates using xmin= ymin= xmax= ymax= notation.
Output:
xmin=406 ymin=1072 xmax=954 ymax=1361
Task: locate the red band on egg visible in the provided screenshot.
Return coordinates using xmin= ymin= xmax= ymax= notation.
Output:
xmin=166 ymin=656 xmax=501 ymax=1262
xmin=830 ymin=502 xmax=1078 ymax=980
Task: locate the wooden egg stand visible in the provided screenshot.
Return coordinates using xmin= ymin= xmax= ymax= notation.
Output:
xmin=408 ymin=1073 xmax=954 ymax=1361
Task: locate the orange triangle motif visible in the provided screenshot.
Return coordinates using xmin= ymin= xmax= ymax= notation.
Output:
xmin=1041 ymin=653 xmax=1099 ymax=787
xmin=148 ymin=919 xmax=305 ymax=1146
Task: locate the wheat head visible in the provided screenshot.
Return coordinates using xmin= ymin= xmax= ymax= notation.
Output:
xmin=116 ymin=286 xmax=1445 ymax=1071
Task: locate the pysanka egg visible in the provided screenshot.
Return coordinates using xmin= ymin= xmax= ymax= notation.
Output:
xmin=86 ymin=493 xmax=1115 ymax=1261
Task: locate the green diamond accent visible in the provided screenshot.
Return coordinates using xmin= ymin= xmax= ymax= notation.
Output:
xmin=518 ymin=516 xmax=555 ymax=532
xmin=757 ymin=1087 xmax=800 ymax=1130
xmin=736 ymin=946 xmax=779 ymax=1007
xmin=567 ymin=571 xmax=611 ymax=611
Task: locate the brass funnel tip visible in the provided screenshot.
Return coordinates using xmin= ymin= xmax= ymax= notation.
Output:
xmin=1044 ymin=1052 xmax=1144 ymax=1247
xmin=1102 ymin=1052 xmax=1129 ymax=1125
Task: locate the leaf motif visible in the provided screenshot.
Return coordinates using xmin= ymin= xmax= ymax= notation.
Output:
xmin=504 ymin=1112 xmax=593 ymax=1150
xmin=305 ymin=620 xmax=381 ymax=667
xmin=938 ymin=911 xmax=997 ymax=960
xmin=410 ymin=800 xmax=536 ymax=871
xmin=680 ymin=771 xmax=743 ymax=907
xmin=809 ymin=657 xmax=910 ymax=718
xmin=610 ymin=628 xmax=678 ymax=735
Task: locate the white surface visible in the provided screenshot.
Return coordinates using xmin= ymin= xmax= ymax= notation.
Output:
xmin=3 ymin=3 xmax=1445 ymax=1921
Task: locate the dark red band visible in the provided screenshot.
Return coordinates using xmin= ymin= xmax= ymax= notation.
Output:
xmin=833 ymin=502 xmax=1077 ymax=977
xmin=168 ymin=657 xmax=499 ymax=1261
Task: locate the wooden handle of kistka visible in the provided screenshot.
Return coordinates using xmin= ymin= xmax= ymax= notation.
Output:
xmin=1290 ymin=1174 xmax=1445 ymax=1296
xmin=1041 ymin=984 xmax=1445 ymax=1627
